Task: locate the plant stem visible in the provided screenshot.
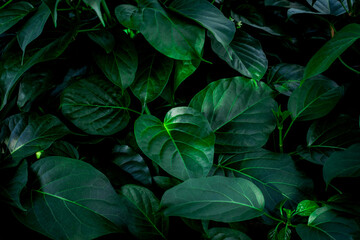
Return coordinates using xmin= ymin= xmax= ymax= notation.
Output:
xmin=282 ymin=119 xmax=295 ymax=143
xmin=278 ymin=126 xmax=284 ymax=153
xmin=338 ymin=56 xmax=360 ymax=74
xmin=101 ymin=0 xmax=111 ymax=20
xmin=0 ymin=0 xmax=13 ymax=10
xmin=262 ymin=211 xmax=296 ymax=228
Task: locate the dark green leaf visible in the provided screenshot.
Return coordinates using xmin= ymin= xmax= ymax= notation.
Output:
xmin=303 ymin=23 xmax=360 ymax=80
xmin=207 ymin=227 xmax=251 ymax=240
xmin=0 ymin=30 xmax=76 ymax=110
xmin=134 ymin=107 xmax=215 ymax=180
xmin=168 ymin=0 xmax=235 ymax=47
xmin=153 ymin=176 xmax=181 ymax=190
xmin=61 ymin=75 xmax=131 ymax=135
xmin=296 ymin=200 xmax=320 ymax=216
xmin=87 ymin=30 xmax=115 ymax=54
xmin=83 ymin=0 xmax=105 ymax=26
xmin=94 ymin=35 xmax=138 ymax=90
xmin=0 ymin=1 xmax=34 ymax=34
xmin=115 ymin=1 xmax=205 ymax=60
xmin=288 ymin=78 xmax=343 ymax=121
xmin=17 ymin=3 xmax=50 ymax=57
xmin=265 ymin=0 xmax=309 ymax=9
xmin=326 ymin=194 xmax=360 ymax=216
xmin=161 ymin=176 xmax=265 ymax=222
xmin=113 ymin=145 xmax=152 ymax=186
xmin=189 ymin=77 xmax=276 ymax=151
xmin=2 ymin=113 xmax=69 ymax=167
xmin=212 ymin=149 xmax=312 ymax=211
xmin=287 ymin=0 xmax=353 ymax=17
xmin=131 ymin=52 xmax=173 ymax=104
xmin=120 ymin=184 xmax=168 ymax=239
xmin=174 ymin=59 xmax=201 ymax=91
xmin=268 ymin=227 xmax=292 ymax=240
xmin=42 ymin=0 xmax=61 ymax=27
xmin=210 ymin=31 xmax=268 ymax=80
xmin=323 ymin=143 xmax=360 ymax=185
xmin=296 ymin=207 xmax=359 ymax=240
xmin=14 ymin=156 xmax=128 ymax=239
xmin=43 ymin=140 xmax=79 ymax=159
xmin=296 ymin=145 xmax=335 ymax=165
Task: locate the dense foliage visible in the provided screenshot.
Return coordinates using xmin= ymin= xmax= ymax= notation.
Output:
xmin=1 ymin=0 xmax=360 ymax=239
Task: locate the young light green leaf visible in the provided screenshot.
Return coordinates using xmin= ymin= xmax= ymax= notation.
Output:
xmin=288 ymin=78 xmax=343 ymax=121
xmin=2 ymin=113 xmax=70 ymax=167
xmin=210 ymin=31 xmax=268 ymax=81
xmin=134 ymin=107 xmax=215 ymax=180
xmin=296 ymin=207 xmax=359 ymax=240
xmin=161 ymin=176 xmax=265 ymax=222
xmin=303 ymin=23 xmax=360 ymax=80
xmin=207 ymin=227 xmax=251 ymax=240
xmin=189 ymin=77 xmax=276 ymax=151
xmin=296 ymin=200 xmax=320 ymax=216
xmin=131 ymin=52 xmax=173 ymax=104
xmin=61 ymin=75 xmax=131 ymax=135
xmin=323 ymin=143 xmax=360 ymax=185
xmin=83 ymin=0 xmax=105 ymax=26
xmin=0 ymin=1 xmax=34 ymax=34
xmin=120 ymin=184 xmax=168 ymax=239
xmin=88 ymin=30 xmax=115 ymax=53
xmin=42 ymin=0 xmax=61 ymax=27
xmin=14 ymin=156 xmax=128 ymax=239
xmin=168 ymin=0 xmax=235 ymax=47
xmin=94 ymin=35 xmax=138 ymax=90
xmin=174 ymin=59 xmax=201 ymax=91
xmin=213 ymin=149 xmax=313 ymax=211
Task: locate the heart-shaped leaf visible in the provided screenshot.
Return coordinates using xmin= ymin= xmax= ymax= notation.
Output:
xmin=61 ymin=75 xmax=131 ymax=135
xmin=83 ymin=0 xmax=104 ymax=26
xmin=295 ymin=200 xmax=320 ymax=217
xmin=134 ymin=107 xmax=215 ymax=180
xmin=189 ymin=77 xmax=276 ymax=151
xmin=0 ymin=1 xmax=34 ymax=34
xmin=174 ymin=59 xmax=201 ymax=91
xmin=161 ymin=176 xmax=265 ymax=222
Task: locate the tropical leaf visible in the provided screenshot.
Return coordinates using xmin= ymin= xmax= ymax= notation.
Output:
xmin=174 ymin=59 xmax=201 ymax=91
xmin=42 ymin=0 xmax=61 ymax=26
xmin=0 ymin=1 xmax=34 ymax=34
xmin=87 ymin=30 xmax=115 ymax=54
xmin=207 ymin=227 xmax=251 ymax=240
xmin=83 ymin=0 xmax=105 ymax=26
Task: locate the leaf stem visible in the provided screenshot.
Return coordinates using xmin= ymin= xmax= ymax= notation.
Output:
xmin=0 ymin=0 xmax=13 ymax=10
xmin=338 ymin=56 xmax=360 ymax=74
xmin=282 ymin=119 xmax=295 ymax=143
xmin=278 ymin=126 xmax=284 ymax=153
xmin=262 ymin=211 xmax=296 ymax=228
xmin=101 ymin=0 xmax=111 ymax=20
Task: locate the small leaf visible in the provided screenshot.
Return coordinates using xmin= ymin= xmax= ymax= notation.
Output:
xmin=134 ymin=107 xmax=215 ymax=180
xmin=174 ymin=59 xmax=201 ymax=91
xmin=288 ymin=78 xmax=343 ymax=121
xmin=323 ymin=143 xmax=360 ymax=185
xmin=296 ymin=200 xmax=320 ymax=216
xmin=208 ymin=227 xmax=251 ymax=240
xmin=1 ymin=113 xmax=70 ymax=167
xmin=303 ymin=23 xmax=360 ymax=80
xmin=210 ymin=31 xmax=268 ymax=81
xmin=0 ymin=1 xmax=34 ymax=34
xmin=83 ymin=0 xmax=105 ymax=26
xmin=161 ymin=176 xmax=265 ymax=222
xmin=42 ymin=0 xmax=61 ymax=27
xmin=120 ymin=184 xmax=168 ymax=239
xmin=87 ymin=30 xmax=115 ymax=53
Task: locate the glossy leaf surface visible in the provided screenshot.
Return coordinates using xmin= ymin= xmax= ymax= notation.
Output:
xmin=0 ymin=1 xmax=34 ymax=34
xmin=207 ymin=227 xmax=251 ymax=240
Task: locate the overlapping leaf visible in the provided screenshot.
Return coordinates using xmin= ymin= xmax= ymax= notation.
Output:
xmin=0 ymin=1 xmax=34 ymax=34
xmin=207 ymin=227 xmax=251 ymax=240
xmin=43 ymin=0 xmax=61 ymax=26
xmin=134 ymin=107 xmax=215 ymax=180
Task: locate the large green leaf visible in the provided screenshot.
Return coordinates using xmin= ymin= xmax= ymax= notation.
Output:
xmin=303 ymin=23 xmax=360 ymax=80
xmin=94 ymin=35 xmax=138 ymax=90
xmin=212 ymin=149 xmax=312 ymax=211
xmin=189 ymin=77 xmax=276 ymax=151
xmin=115 ymin=1 xmax=205 ymax=60
xmin=14 ymin=157 xmax=128 ymax=239
xmin=61 ymin=75 xmax=131 ymax=136
xmin=288 ymin=78 xmax=343 ymax=121
xmin=17 ymin=3 xmax=50 ymax=57
xmin=0 ymin=30 xmax=75 ymax=111
xmin=120 ymin=184 xmax=168 ymax=239
xmin=1 ymin=113 xmax=69 ymax=167
xmin=43 ymin=140 xmax=79 ymax=159
xmin=42 ymin=0 xmax=61 ymax=27
xmin=168 ymin=0 xmax=235 ymax=47
xmin=323 ymin=144 xmax=360 ymax=185
xmin=207 ymin=227 xmax=251 ymax=240
xmin=87 ymin=30 xmax=115 ymax=54
xmin=288 ymin=0 xmax=353 ymax=17
xmin=296 ymin=207 xmax=359 ymax=240
xmin=161 ymin=176 xmax=265 ymax=222
xmin=210 ymin=31 xmax=268 ymax=81
xmin=134 ymin=107 xmax=215 ymax=180
xmin=0 ymin=1 xmax=34 ymax=34
xmin=83 ymin=0 xmax=105 ymax=26
xmin=131 ymin=52 xmax=173 ymax=104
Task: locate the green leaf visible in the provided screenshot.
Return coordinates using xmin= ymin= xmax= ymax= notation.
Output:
xmin=61 ymin=75 xmax=131 ymax=136
xmin=153 ymin=176 xmax=181 ymax=190
xmin=207 ymin=227 xmax=251 ymax=240
xmin=161 ymin=176 xmax=265 ymax=222
xmin=210 ymin=31 xmax=268 ymax=81
xmin=87 ymin=30 xmax=115 ymax=54
xmin=83 ymin=0 xmax=105 ymax=26
xmin=265 ymin=0 xmax=309 ymax=9
xmin=134 ymin=107 xmax=215 ymax=180
xmin=1 ymin=113 xmax=69 ymax=167
xmin=131 ymin=52 xmax=173 ymax=104
xmin=0 ymin=1 xmax=34 ymax=34
xmin=43 ymin=140 xmax=79 ymax=159
xmin=288 ymin=0 xmax=353 ymax=17
xmin=120 ymin=184 xmax=168 ymax=239
xmin=174 ymin=59 xmax=201 ymax=91
xmin=14 ymin=156 xmax=128 ymax=239
xmin=288 ymin=78 xmax=343 ymax=121
xmin=296 ymin=207 xmax=359 ymax=240
xmin=296 ymin=200 xmax=320 ymax=216
xmin=113 ymin=145 xmax=152 ymax=186
xmin=268 ymin=227 xmax=292 ymax=240
xmin=189 ymin=77 xmax=276 ymax=151
xmin=303 ymin=23 xmax=360 ymax=80
xmin=213 ymin=149 xmax=312 ymax=211
xmin=0 ymin=30 xmax=76 ymax=111
xmin=94 ymin=35 xmax=138 ymax=90
xmin=115 ymin=1 xmax=205 ymax=60
xmin=168 ymin=0 xmax=235 ymax=47
xmin=323 ymin=143 xmax=360 ymax=185
xmin=42 ymin=0 xmax=61 ymax=27
xmin=326 ymin=194 xmax=360 ymax=216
